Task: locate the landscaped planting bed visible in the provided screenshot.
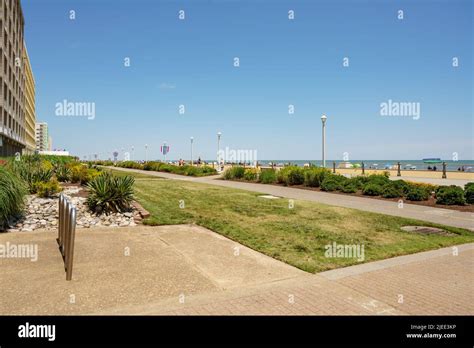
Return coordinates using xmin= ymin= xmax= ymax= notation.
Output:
xmin=0 ymin=155 xmax=141 ymax=232
xmin=97 ymin=160 xmax=218 ymax=177
xmin=109 ymin=168 xmax=474 ymax=273
xmin=222 ymin=166 xmax=474 ymax=212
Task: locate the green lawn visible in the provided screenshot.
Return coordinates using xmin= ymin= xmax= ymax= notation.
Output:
xmin=110 ymin=169 xmax=474 ymax=273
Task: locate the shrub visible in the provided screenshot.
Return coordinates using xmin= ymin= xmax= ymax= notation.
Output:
xmin=143 ymin=161 xmax=163 ymax=171
xmin=0 ymin=166 xmax=27 ymax=230
xmin=287 ymin=167 xmax=305 ymax=185
xmin=11 ymin=162 xmax=53 ymax=194
xmin=223 ymin=166 xmax=245 ymax=180
xmin=183 ymin=165 xmax=217 ymax=177
xmin=201 ymin=166 xmax=217 ymax=175
xmin=277 ymin=166 xmax=304 ymax=186
xmin=70 ymin=164 xmax=85 ymax=183
xmin=277 ymin=167 xmax=291 ymax=185
xmin=259 ymin=169 xmax=277 ymax=184
xmin=382 ymin=183 xmax=402 ymax=198
xmin=71 ymin=164 xmax=101 ymax=185
xmin=92 ymin=160 xmax=114 ymax=166
xmin=304 ymin=167 xmax=330 ymax=187
xmin=321 ymin=175 xmax=346 ymax=192
xmin=362 ymin=183 xmax=383 ymax=196
xmin=465 ymin=183 xmax=474 ymax=204
xmin=35 ymin=178 xmax=63 ymax=198
xmin=55 ymin=164 xmax=72 ymax=182
xmin=341 ymin=182 xmax=358 ymax=193
xmin=409 ymin=182 xmax=437 ymax=196
xmin=366 ymin=174 xmax=390 ymax=186
xmin=391 ymin=180 xmax=411 ymax=195
xmin=406 ymin=187 xmax=429 ymax=201
xmin=87 ymin=172 xmax=135 ymax=214
xmin=231 ymin=166 xmax=245 ymax=179
xmin=435 ymin=185 xmax=466 ymax=205
xmin=243 ymin=169 xmax=258 ymax=181
xmin=351 ymin=176 xmax=370 ymax=189
xmin=117 ymin=161 xmax=144 ymax=170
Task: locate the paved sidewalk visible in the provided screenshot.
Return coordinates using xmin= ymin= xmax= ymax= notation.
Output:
xmin=108 ymin=167 xmax=474 ymax=230
xmin=2 ymin=225 xmax=471 ymax=315
xmin=103 ymin=244 xmax=474 ymax=315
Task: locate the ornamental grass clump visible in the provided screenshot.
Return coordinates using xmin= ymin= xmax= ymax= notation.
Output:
xmin=87 ymin=172 xmax=135 ymax=214
xmin=259 ymin=169 xmax=277 ymax=184
xmin=223 ymin=166 xmax=245 ymax=180
xmin=0 ymin=166 xmax=27 ymax=230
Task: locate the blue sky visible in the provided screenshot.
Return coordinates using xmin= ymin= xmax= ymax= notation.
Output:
xmin=23 ymin=0 xmax=472 ymax=161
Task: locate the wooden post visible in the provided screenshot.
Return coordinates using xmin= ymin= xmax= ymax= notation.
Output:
xmin=397 ymin=162 xmax=401 ymax=176
xmin=442 ymin=162 xmax=447 ymax=179
xmin=362 ymin=162 xmax=365 ymax=175
xmin=332 ymin=161 xmax=336 ymax=174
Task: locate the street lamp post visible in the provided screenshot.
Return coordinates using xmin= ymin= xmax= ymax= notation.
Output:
xmin=217 ymin=132 xmax=222 ymax=170
xmin=131 ymin=146 xmax=134 ymax=161
xmin=190 ymin=137 xmax=194 ymax=165
xmin=145 ymin=144 xmax=148 ymax=162
xmin=321 ymin=115 xmax=327 ymax=168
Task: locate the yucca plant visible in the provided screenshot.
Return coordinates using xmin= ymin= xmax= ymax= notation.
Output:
xmin=0 ymin=166 xmax=27 ymax=230
xmin=55 ymin=164 xmax=72 ymax=182
xmin=86 ymin=172 xmax=135 ymax=214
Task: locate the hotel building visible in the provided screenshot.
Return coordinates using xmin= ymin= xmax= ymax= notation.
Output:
xmin=35 ymin=121 xmax=48 ymax=151
xmin=0 ymin=0 xmax=35 ymax=157
xmin=23 ymin=41 xmax=34 ymax=153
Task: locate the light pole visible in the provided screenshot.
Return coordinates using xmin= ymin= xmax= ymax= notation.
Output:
xmin=217 ymin=131 xmax=222 ymax=170
xmin=321 ymin=115 xmax=327 ymax=167
xmin=145 ymin=144 xmax=148 ymax=162
xmin=190 ymin=137 xmax=194 ymax=165
xmin=131 ymin=146 xmax=134 ymax=161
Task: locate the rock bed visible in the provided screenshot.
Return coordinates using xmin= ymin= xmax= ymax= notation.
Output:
xmin=7 ymin=186 xmax=141 ymax=232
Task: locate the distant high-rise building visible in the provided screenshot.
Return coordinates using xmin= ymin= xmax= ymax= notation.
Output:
xmin=23 ymin=43 xmax=35 ymax=154
xmin=35 ymin=122 xmax=48 ymax=151
xmin=0 ymin=0 xmax=29 ymax=156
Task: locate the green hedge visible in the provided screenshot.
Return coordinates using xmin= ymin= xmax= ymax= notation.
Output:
xmin=120 ymin=161 xmax=217 ymax=177
xmin=221 ymin=165 xmax=472 ymax=206
xmin=406 ymin=187 xmax=430 ymax=201
xmin=465 ymin=183 xmax=474 ymax=204
xmin=436 ymin=186 xmax=466 ymax=205
xmin=381 ymin=184 xmax=402 ymax=198
xmin=321 ymin=175 xmax=347 ymax=191
xmin=362 ymin=183 xmax=383 ymax=196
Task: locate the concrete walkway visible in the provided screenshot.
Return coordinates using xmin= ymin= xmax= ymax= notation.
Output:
xmin=147 ymin=243 xmax=474 ymax=316
xmin=2 ymin=226 xmax=472 ymax=315
xmin=109 ymin=167 xmax=474 ymax=230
